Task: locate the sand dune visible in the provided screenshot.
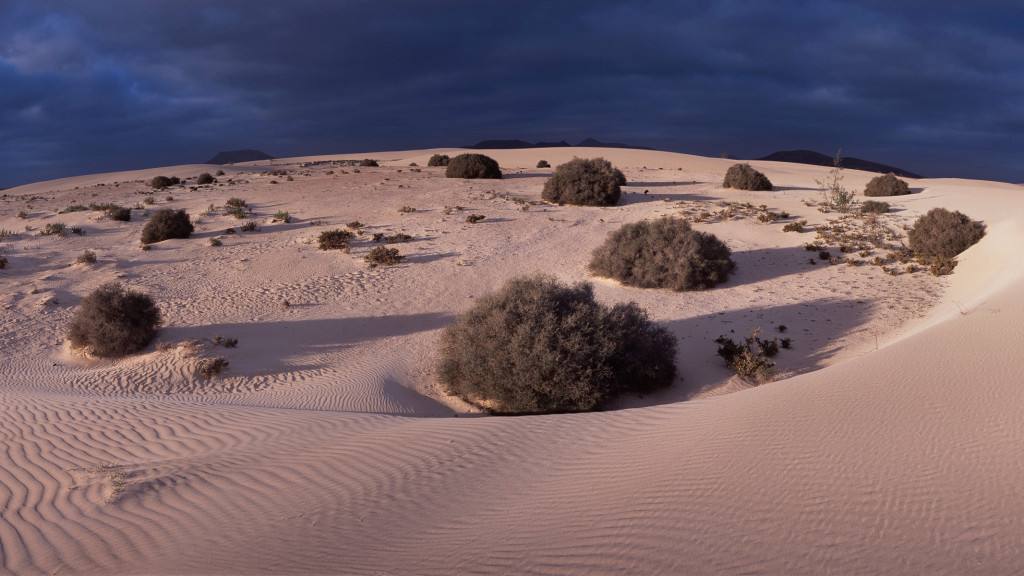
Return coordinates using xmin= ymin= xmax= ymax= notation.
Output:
xmin=1 ymin=147 xmax=1021 ymax=574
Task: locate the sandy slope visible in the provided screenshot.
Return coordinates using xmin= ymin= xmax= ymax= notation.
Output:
xmin=1 ymin=148 xmax=1021 ymax=574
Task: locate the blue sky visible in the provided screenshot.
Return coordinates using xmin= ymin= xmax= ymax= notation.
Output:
xmin=2 ymin=0 xmax=1022 ymax=187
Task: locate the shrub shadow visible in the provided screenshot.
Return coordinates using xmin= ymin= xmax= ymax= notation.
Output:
xmin=720 ymin=245 xmax=827 ymax=285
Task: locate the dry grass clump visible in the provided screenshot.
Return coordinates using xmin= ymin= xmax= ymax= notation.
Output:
xmin=437 ymin=275 xmax=677 ymax=415
xmin=196 ymin=172 xmax=215 ymax=185
xmin=427 ymin=154 xmax=450 ymax=167
xmin=715 ymin=328 xmax=779 ymax=383
xmin=91 ymin=203 xmax=131 ymax=221
xmin=141 ymin=208 xmax=193 ymax=244
xmin=197 ymin=356 xmax=229 ymax=379
xmin=398 ymin=206 xmax=416 ymax=214
xmin=359 ymin=159 xmax=379 ymax=167
xmin=76 ymin=250 xmax=97 ymax=264
xmin=589 ymin=217 xmax=734 ymax=291
xmin=272 ymin=210 xmax=291 ymax=223
xmin=542 ymin=157 xmax=624 ymax=206
xmin=40 ymin=222 xmax=68 ymax=237
xmin=864 ymin=172 xmax=910 ymax=197
xmin=67 ymin=282 xmax=161 ymax=356
xmin=860 ymin=200 xmax=890 ymax=214
xmin=445 ymin=153 xmax=502 ymax=179
xmin=364 ymin=246 xmax=404 ymax=266
xmin=465 ymin=214 xmax=486 ymax=224
xmin=318 ymin=229 xmax=354 ymax=250
xmin=723 ymin=163 xmax=772 ymax=191
xmin=782 ymin=220 xmax=807 ymax=232
xmin=908 ymin=207 xmax=985 ymax=259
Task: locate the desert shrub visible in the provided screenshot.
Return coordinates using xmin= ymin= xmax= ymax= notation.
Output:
xmin=318 ymin=229 xmax=354 ymax=250
xmin=864 ymin=172 xmax=909 ymax=197
xmin=398 ymin=206 xmax=415 ymax=213
xmin=215 ymin=170 xmax=225 ymax=176
xmin=67 ymin=281 xmax=161 ymax=356
xmin=437 ymin=275 xmax=677 ymax=414
xmin=364 ymin=246 xmax=404 ymax=265
xmin=359 ymin=159 xmax=379 ymax=167
xmin=860 ymin=200 xmax=890 ymax=214
xmin=272 ymin=210 xmax=291 ymax=223
xmin=143 ymin=197 xmax=155 ymax=205
xmin=209 ymin=237 xmax=222 ymax=247
xmin=225 ymin=197 xmax=247 ymax=208
xmin=76 ymin=250 xmax=97 ymax=264
xmin=722 ymin=163 xmax=772 ymax=191
xmin=240 ymin=220 xmax=260 ymax=232
xmin=542 ymin=157 xmax=623 ymax=206
xmin=17 ymin=211 xmax=28 ymax=219
xmin=782 ymin=220 xmax=806 ymax=233
xmin=537 ymin=160 xmax=550 ymax=168
xmin=589 ymin=217 xmax=735 ymax=291
xmin=197 ymin=172 xmax=215 ymax=185
xmin=227 ymin=207 xmax=246 ymax=219
xmin=0 ymin=255 xmax=7 ymax=269
xmin=384 ymin=233 xmax=412 ymax=243
xmin=197 ymin=356 xmax=229 ymax=379
xmin=757 ymin=211 xmax=781 ymax=223
xmin=427 ymin=154 xmax=450 ymax=167
xmin=40 ymin=222 xmax=67 ymax=237
xmin=140 ymin=208 xmax=194 ymax=244
xmin=907 ymin=207 xmax=985 ymax=258
xmin=816 ymin=150 xmax=855 ymax=212
xmin=63 ymin=205 xmax=88 ymax=213
xmin=165 ymin=195 xmax=174 ymax=201
xmin=346 ymin=220 xmax=364 ymax=229
xmin=715 ymin=329 xmax=778 ymax=383
xmin=150 ymin=176 xmax=179 ymax=189
xmin=445 ymin=153 xmax=502 ymax=179
xmin=71 ymin=226 xmax=84 ymax=235
xmin=91 ymin=203 xmax=131 ymax=221
xmin=465 ymin=214 xmax=486 ymax=224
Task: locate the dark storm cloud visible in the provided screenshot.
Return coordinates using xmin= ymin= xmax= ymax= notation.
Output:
xmin=2 ymin=0 xmax=1022 ymax=187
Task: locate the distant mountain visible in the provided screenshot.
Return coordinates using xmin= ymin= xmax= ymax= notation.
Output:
xmin=465 ymin=138 xmax=649 ymax=150
xmin=758 ymin=150 xmax=922 ymax=178
xmin=206 ymin=149 xmax=275 ymax=164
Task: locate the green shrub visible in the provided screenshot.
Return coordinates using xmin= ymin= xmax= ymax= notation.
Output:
xmin=437 ymin=275 xmax=677 ymax=414
xmin=715 ymin=329 xmax=778 ymax=383
xmin=197 ymin=172 xmax=215 ymax=185
xmin=908 ymin=207 xmax=985 ymax=258
xmin=589 ymin=217 xmax=735 ymax=291
xmin=364 ymin=246 xmax=404 ymax=265
xmin=427 ymin=154 xmax=450 ymax=167
xmin=40 ymin=222 xmax=67 ymax=237
xmin=225 ymin=197 xmax=247 ymax=208
xmin=318 ymin=229 xmax=354 ymax=250
xmin=67 ymin=282 xmax=161 ymax=356
xmin=150 ymin=176 xmax=179 ymax=189
xmin=240 ymin=220 xmax=260 ymax=232
xmin=209 ymin=237 xmax=222 ymax=247
xmin=860 ymin=200 xmax=890 ymax=214
xmin=864 ymin=172 xmax=909 ymax=197
xmin=537 ymin=160 xmax=550 ymax=168
xmin=541 ymin=157 xmax=623 ymax=206
xmin=272 ymin=210 xmax=291 ymax=223
xmin=63 ymin=205 xmax=88 ymax=213
xmin=445 ymin=153 xmax=502 ymax=179
xmin=359 ymin=159 xmax=379 ymax=167
xmin=141 ymin=209 xmax=193 ymax=244
xmin=723 ymin=163 xmax=772 ymax=191
xmin=90 ymin=203 xmax=131 ymax=221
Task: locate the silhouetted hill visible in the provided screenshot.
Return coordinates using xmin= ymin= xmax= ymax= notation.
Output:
xmin=206 ymin=149 xmax=275 ymax=164
xmin=465 ymin=138 xmax=649 ymax=150
xmin=758 ymin=150 xmax=922 ymax=178
xmin=576 ymin=137 xmax=653 ymax=150
xmin=465 ymin=140 xmax=536 ymax=149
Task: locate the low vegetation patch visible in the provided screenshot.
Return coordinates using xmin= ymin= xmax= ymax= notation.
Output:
xmin=427 ymin=154 xmax=450 ymax=167
xmin=141 ymin=209 xmax=193 ymax=244
xmin=197 ymin=172 xmax=215 ymax=185
xmin=537 ymin=160 xmax=550 ymax=168
xmin=150 ymin=176 xmax=180 ymax=189
xmin=91 ymin=203 xmax=131 ymax=221
xmin=860 ymin=200 xmax=890 ymax=214
xmin=364 ymin=246 xmax=404 ymax=266
xmin=782 ymin=220 xmax=807 ymax=232
xmin=197 ymin=356 xmax=229 ymax=379
xmin=589 ymin=217 xmax=735 ymax=291
xmin=542 ymin=157 xmax=624 ymax=206
xmin=715 ymin=329 xmax=779 ymax=384
xmin=864 ymin=172 xmax=910 ymax=197
xmin=359 ymin=159 xmax=379 ymax=167
xmin=67 ymin=282 xmax=161 ymax=357
xmin=76 ymin=250 xmax=97 ymax=264
xmin=40 ymin=222 xmax=67 ymax=237
xmin=465 ymin=214 xmax=486 ymax=224
xmin=722 ymin=163 xmax=772 ymax=191
xmin=445 ymin=153 xmax=502 ymax=179
xmin=908 ymin=207 xmax=985 ymax=259
xmin=272 ymin=210 xmax=291 ymax=223
xmin=318 ymin=229 xmax=354 ymax=250
xmin=437 ymin=275 xmax=677 ymax=414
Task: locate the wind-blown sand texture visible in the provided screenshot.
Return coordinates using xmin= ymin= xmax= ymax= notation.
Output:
xmin=1 ymin=148 xmax=1022 ymax=574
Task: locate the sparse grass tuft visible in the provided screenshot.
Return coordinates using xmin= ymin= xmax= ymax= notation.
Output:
xmin=272 ymin=210 xmax=291 ymax=223
xmin=76 ymin=250 xmax=97 ymax=264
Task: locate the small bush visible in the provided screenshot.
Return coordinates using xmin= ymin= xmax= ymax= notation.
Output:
xmin=227 ymin=207 xmax=246 ymax=219
xmin=537 ymin=160 xmax=550 ymax=168
xmin=782 ymin=220 xmax=806 ymax=233
xmin=864 ymin=172 xmax=909 ymax=197
xmin=225 ymin=197 xmax=247 ymax=209
xmin=143 ymin=197 xmax=155 ymax=205
xmin=908 ymin=207 xmax=985 ymax=259
xmin=723 ymin=163 xmax=772 ymax=191
xmin=141 ymin=209 xmax=194 ymax=244
xmin=240 ymin=220 xmax=260 ymax=232
xmin=225 ymin=228 xmax=236 ymax=235
xmin=398 ymin=206 xmax=416 ymax=213
xmin=445 ymin=153 xmax=502 ymax=179
xmin=150 ymin=176 xmax=179 ymax=189
xmin=364 ymin=246 xmax=404 ymax=265
xmin=40 ymin=223 xmax=67 ymax=237
xmin=715 ymin=329 xmax=778 ymax=383
xmin=359 ymin=159 xmax=379 ymax=167
xmin=215 ymin=170 xmax=225 ymax=176
xmin=346 ymin=221 xmax=364 ymax=229
xmin=0 ymin=255 xmax=7 ymax=269
xmin=67 ymin=282 xmax=161 ymax=356
xmin=91 ymin=203 xmax=131 ymax=221
xmin=589 ymin=217 xmax=734 ymax=291
xmin=465 ymin=214 xmax=485 ymax=224
xmin=76 ymin=250 xmax=97 ymax=264
xmin=542 ymin=157 xmax=623 ymax=206
xmin=17 ymin=211 xmax=28 ymax=219
xmin=757 ymin=211 xmax=781 ymax=223
xmin=427 ymin=154 xmax=450 ymax=167
xmin=318 ymin=229 xmax=354 ymax=250
xmin=63 ymin=205 xmax=88 ymax=213
xmin=197 ymin=356 xmax=229 ymax=379
xmin=860 ymin=200 xmax=890 ymax=214
xmin=384 ymin=233 xmax=412 ymax=243
xmin=437 ymin=275 xmax=677 ymax=414
xmin=209 ymin=237 xmax=222 ymax=247
xmin=197 ymin=172 xmax=215 ymax=185
xmin=272 ymin=210 xmax=291 ymax=223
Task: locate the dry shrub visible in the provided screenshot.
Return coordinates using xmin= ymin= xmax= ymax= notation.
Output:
xmin=723 ymin=163 xmax=772 ymax=191
xmin=364 ymin=246 xmax=404 ymax=265
xmin=76 ymin=250 xmax=97 ymax=264
xmin=864 ymin=172 xmax=909 ymax=197
xmin=537 ymin=160 xmax=550 ymax=168
xmin=715 ymin=329 xmax=778 ymax=383
xmin=67 ymin=282 xmax=161 ymax=356
xmin=465 ymin=214 xmax=485 ymax=224
xmin=908 ymin=207 xmax=985 ymax=258
xmin=427 ymin=154 xmax=450 ymax=167
xmin=541 ymin=157 xmax=624 ymax=206
xmin=445 ymin=153 xmax=502 ymax=179
xmin=860 ymin=200 xmax=890 ymax=214
xmin=359 ymin=159 xmax=379 ymax=167
xmin=437 ymin=275 xmax=677 ymax=414
xmin=197 ymin=356 xmax=229 ymax=379
xmin=141 ymin=208 xmax=193 ymax=244
xmin=318 ymin=229 xmax=354 ymax=250
xmin=589 ymin=217 xmax=734 ymax=291
xmin=197 ymin=172 xmax=215 ymax=185
xmin=150 ymin=176 xmax=179 ymax=189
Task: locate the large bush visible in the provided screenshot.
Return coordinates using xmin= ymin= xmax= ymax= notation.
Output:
xmin=197 ymin=172 xmax=215 ymax=185
xmin=427 ymin=154 xmax=450 ymax=167
xmin=150 ymin=175 xmax=180 ymax=189
xmin=723 ymin=163 xmax=772 ymax=191
xmin=445 ymin=153 xmax=502 ymax=179
xmin=908 ymin=207 xmax=985 ymax=258
xmin=67 ymin=282 xmax=161 ymax=356
xmin=438 ymin=275 xmax=677 ymax=414
xmin=863 ymin=172 xmax=910 ymax=197
xmin=541 ymin=157 xmax=624 ymax=206
xmin=141 ymin=208 xmax=193 ymax=244
xmin=589 ymin=217 xmax=735 ymax=291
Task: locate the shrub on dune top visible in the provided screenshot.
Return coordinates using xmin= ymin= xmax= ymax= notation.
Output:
xmin=864 ymin=172 xmax=910 ymax=197
xmin=427 ymin=154 xmax=450 ymax=167
xmin=541 ymin=157 xmax=624 ymax=206
xmin=722 ymin=163 xmax=772 ymax=191
xmin=67 ymin=282 xmax=161 ymax=357
xmin=445 ymin=153 xmax=502 ymax=179
xmin=437 ymin=274 xmax=677 ymax=414
xmin=907 ymin=207 xmax=985 ymax=258
xmin=589 ymin=217 xmax=735 ymax=291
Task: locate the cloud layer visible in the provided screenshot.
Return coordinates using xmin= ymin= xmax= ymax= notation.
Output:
xmin=2 ymin=0 xmax=1022 ymax=187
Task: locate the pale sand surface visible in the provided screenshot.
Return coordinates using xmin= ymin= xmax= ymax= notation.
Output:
xmin=1 ymin=147 xmax=1022 ymax=574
